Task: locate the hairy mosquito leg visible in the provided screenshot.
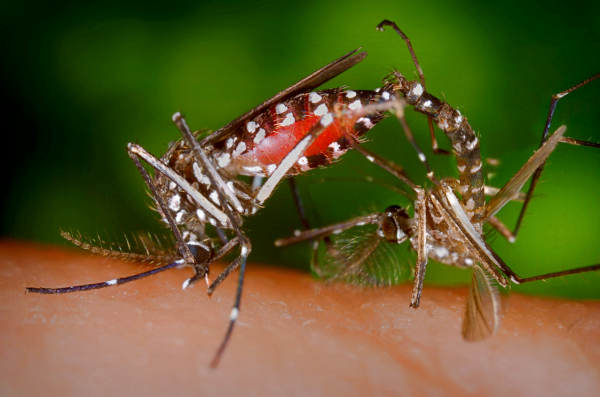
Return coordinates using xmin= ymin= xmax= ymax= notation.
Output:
xmin=377 ymin=19 xmax=451 ymax=157
xmin=127 ymin=147 xmax=197 ymax=266
xmin=288 ymin=178 xmax=312 ymax=231
xmin=171 ymin=113 xmax=252 ymax=369
xmin=214 ymin=227 xmax=229 ymax=246
xmin=487 ymin=216 xmax=516 ymax=243
xmin=390 ymin=96 xmax=439 ymax=184
xmin=339 ymin=130 xmax=420 ymax=192
xmin=27 ymin=259 xmax=186 ymax=294
xmin=509 ymin=263 xmax=600 ymax=284
xmin=410 ymin=188 xmax=428 ymax=308
xmin=514 ymin=73 xmax=600 ymax=237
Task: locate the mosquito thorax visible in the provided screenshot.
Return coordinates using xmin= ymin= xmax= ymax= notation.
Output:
xmin=379 ymin=205 xmax=411 ymax=243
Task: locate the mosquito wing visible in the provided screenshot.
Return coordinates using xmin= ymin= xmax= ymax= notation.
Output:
xmin=484 ymin=125 xmax=566 ymax=221
xmin=314 ymin=224 xmax=412 ymax=286
xmin=202 ymin=49 xmax=368 ymax=145
xmin=462 ymin=264 xmax=501 ymax=342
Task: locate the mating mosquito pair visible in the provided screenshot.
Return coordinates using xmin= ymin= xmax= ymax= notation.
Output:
xmin=278 ymin=20 xmax=600 ymax=340
xmin=26 ymin=20 xmax=600 ymax=367
xmin=26 ymin=34 xmax=406 ymax=366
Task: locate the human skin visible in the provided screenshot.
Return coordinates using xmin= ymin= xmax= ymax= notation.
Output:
xmin=1 ymin=240 xmax=599 ymax=397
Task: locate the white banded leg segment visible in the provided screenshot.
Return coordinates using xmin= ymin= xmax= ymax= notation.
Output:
xmin=172 ymin=113 xmax=245 ymax=214
xmin=128 ymin=143 xmax=230 ymax=226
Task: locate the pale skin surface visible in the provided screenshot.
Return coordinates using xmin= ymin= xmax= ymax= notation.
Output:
xmin=2 ymin=240 xmax=600 ymax=397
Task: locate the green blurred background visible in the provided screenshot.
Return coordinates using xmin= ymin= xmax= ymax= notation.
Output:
xmin=2 ymin=0 xmax=599 ymax=298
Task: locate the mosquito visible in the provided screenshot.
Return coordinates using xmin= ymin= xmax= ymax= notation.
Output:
xmin=26 ymin=46 xmax=409 ymax=367
xmin=276 ymin=20 xmax=600 ymax=340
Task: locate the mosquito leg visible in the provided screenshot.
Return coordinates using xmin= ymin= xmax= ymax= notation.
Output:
xmin=487 ymin=216 xmax=516 ymax=243
xmin=128 ymin=144 xmax=230 ymax=227
xmin=509 ymin=263 xmax=600 ymax=284
xmin=410 ymin=189 xmax=428 ymax=308
xmin=275 ymin=214 xmax=382 ymax=247
xmin=127 ymin=147 xmax=197 ymax=266
xmin=391 ymin=97 xmax=440 ymax=184
xmin=377 ymin=19 xmax=452 ymax=157
xmin=171 ymin=113 xmax=252 ymax=369
xmin=27 ymin=259 xmax=185 ymax=294
xmin=513 ymin=73 xmax=600 ymax=237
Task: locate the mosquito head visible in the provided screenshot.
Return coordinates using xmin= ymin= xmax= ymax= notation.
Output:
xmin=178 ymin=239 xmax=213 ymax=266
xmin=379 ymin=205 xmax=412 ymax=244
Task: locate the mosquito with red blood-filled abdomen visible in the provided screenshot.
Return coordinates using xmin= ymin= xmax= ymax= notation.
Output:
xmin=277 ymin=20 xmax=600 ymax=341
xmin=25 ymin=47 xmax=414 ymax=367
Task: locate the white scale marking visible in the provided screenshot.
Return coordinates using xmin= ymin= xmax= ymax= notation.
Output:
xmin=254 ymin=128 xmax=266 ymax=144
xmin=276 ymin=103 xmax=288 ymax=114
xmin=297 ymin=156 xmax=308 ymax=166
xmin=413 ymin=83 xmax=423 ymax=97
xmin=466 ymin=198 xmax=475 ymax=210
xmin=182 ymin=279 xmax=191 ymax=290
xmin=226 ymin=137 xmax=235 ymax=149
xmin=243 ymin=165 xmax=262 ymax=175
xmin=346 ymin=90 xmax=357 ymax=98
xmin=217 ymin=152 xmax=231 ymax=168
xmin=169 ymin=181 xmax=177 ymax=190
xmin=266 ymin=164 xmax=276 ymax=175
xmin=309 ymin=92 xmax=322 ymax=103
xmin=321 ymin=113 xmax=333 ymax=126
xmin=246 ymin=121 xmax=258 ymax=133
xmin=314 ymin=103 xmax=328 ymax=117
xmin=418 ymin=153 xmax=426 ymax=162
xmin=175 ymin=210 xmax=187 ymax=223
xmin=465 ymin=258 xmax=474 ymax=266
xmin=367 ymin=156 xmax=375 ymax=162
xmin=357 ymin=117 xmax=374 ymax=129
xmin=328 ymin=141 xmax=341 ymax=152
xmin=470 ymin=161 xmax=482 ymax=173
xmin=457 ymin=164 xmax=466 ymax=172
xmin=422 ymin=100 xmax=432 ymax=108
xmin=382 ymin=91 xmax=391 ymax=101
xmin=209 ymin=191 xmax=220 ymax=205
xmin=230 ymin=308 xmax=239 ymax=320
xmin=348 ymin=99 xmax=362 ymax=110
xmin=226 ymin=181 xmax=235 ymax=193
xmin=281 ymin=113 xmax=295 ymax=126
xmin=192 ymin=162 xmax=211 ymax=185
xmin=434 ymin=246 xmax=449 ymax=258
xmin=106 ymin=279 xmax=118 ymax=286
xmin=196 ymin=209 xmax=206 ymax=222
xmin=466 ymin=137 xmax=479 ymax=151
xmin=168 ymin=194 xmax=181 ymax=212
xmin=233 ymin=141 xmax=246 ymax=157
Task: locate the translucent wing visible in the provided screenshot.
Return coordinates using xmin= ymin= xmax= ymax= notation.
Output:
xmin=202 ymin=49 xmax=367 ymax=145
xmin=484 ymin=125 xmax=566 ymax=221
xmin=462 ymin=264 xmax=501 ymax=342
xmin=316 ymin=224 xmax=412 ymax=287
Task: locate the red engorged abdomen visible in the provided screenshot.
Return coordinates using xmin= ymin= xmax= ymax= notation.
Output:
xmin=240 ymin=114 xmax=355 ymax=167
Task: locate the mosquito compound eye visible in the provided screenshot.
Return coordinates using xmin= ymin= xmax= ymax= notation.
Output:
xmin=183 ymin=242 xmax=212 ymax=264
xmin=379 ymin=205 xmax=411 ymax=243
